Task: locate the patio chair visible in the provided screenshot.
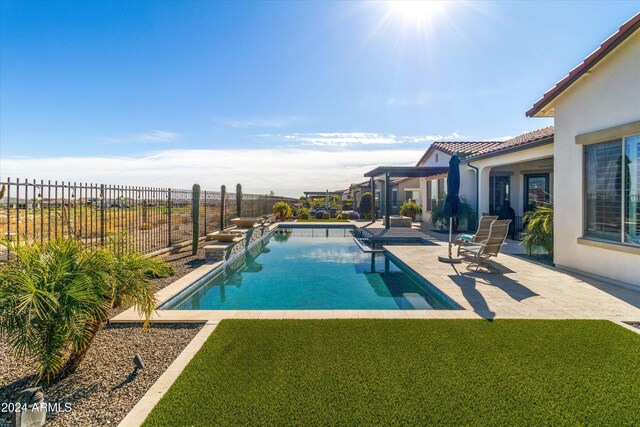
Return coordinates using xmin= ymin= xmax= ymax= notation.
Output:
xmin=454 ymin=215 xmax=498 ymax=256
xmin=458 ymin=219 xmax=511 ymax=271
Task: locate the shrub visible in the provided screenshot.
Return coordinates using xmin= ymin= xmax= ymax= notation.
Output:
xmin=272 ymin=201 xmax=292 ymax=221
xmin=340 ymin=212 xmax=349 ymax=220
xmin=315 ymin=210 xmax=326 ymax=219
xmin=430 ymin=197 xmax=475 ymax=231
xmin=399 ymin=200 xmax=422 ymax=220
xmin=521 ymin=204 xmax=553 ymax=256
xmin=359 ymin=192 xmax=373 ymax=219
xmin=322 ymin=212 xmax=330 ymax=219
xmin=298 ymin=208 xmax=310 ymax=220
xmin=0 ymin=235 xmax=173 ymax=383
xmin=348 ymin=211 xmax=360 ymax=220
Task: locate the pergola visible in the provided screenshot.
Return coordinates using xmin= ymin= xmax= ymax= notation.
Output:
xmin=363 ymin=166 xmax=448 ymax=229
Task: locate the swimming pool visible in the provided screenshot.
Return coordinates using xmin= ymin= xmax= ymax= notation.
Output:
xmin=163 ymin=227 xmax=459 ymax=310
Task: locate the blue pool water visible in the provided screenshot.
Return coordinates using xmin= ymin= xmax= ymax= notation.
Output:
xmin=165 ymin=228 xmax=457 ymax=310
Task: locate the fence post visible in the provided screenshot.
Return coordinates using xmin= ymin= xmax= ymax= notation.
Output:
xmin=236 ymin=183 xmax=242 ymax=217
xmin=191 ymin=184 xmax=201 ymax=256
xmin=167 ymin=188 xmax=172 ymax=247
xmin=100 ymin=184 xmax=106 ymax=246
xmin=220 ymin=185 xmax=226 ymax=230
xmin=203 ymin=190 xmax=207 ymax=235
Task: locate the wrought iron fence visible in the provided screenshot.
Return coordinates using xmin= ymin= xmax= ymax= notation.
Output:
xmin=0 ymin=178 xmax=294 ymax=258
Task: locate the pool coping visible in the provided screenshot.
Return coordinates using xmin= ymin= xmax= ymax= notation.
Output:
xmin=110 ymin=224 xmax=468 ymax=323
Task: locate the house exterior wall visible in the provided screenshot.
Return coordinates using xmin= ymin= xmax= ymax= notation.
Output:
xmin=551 ymin=30 xmax=640 ymax=287
xmin=463 ymin=144 xmax=554 ymax=219
xmin=417 ymin=149 xmax=450 ymax=222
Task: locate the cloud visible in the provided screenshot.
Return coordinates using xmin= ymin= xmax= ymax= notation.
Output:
xmin=133 ymin=130 xmax=182 ymax=142
xmin=0 ymin=147 xmax=425 ymax=197
xmin=218 ymin=115 xmax=309 ymax=128
xmin=102 ymin=130 xmax=182 ymax=143
xmin=273 ymin=131 xmax=461 ymax=147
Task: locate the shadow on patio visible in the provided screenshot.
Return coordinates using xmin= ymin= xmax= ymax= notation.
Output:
xmin=448 ymin=267 xmax=539 ymax=319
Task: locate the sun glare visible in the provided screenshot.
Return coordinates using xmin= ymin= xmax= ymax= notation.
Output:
xmin=387 ymin=0 xmax=447 ymax=24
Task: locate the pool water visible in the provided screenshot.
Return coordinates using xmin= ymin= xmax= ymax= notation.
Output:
xmin=166 ymin=228 xmax=457 ymax=310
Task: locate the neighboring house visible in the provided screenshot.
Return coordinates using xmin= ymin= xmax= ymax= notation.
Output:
xmin=349 ymin=181 xmax=373 ymax=213
xmin=389 ymin=177 xmax=420 ymax=215
xmin=526 ymin=13 xmax=640 ymax=287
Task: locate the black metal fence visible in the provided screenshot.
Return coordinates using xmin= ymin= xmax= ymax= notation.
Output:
xmin=0 ymin=178 xmax=294 ymax=258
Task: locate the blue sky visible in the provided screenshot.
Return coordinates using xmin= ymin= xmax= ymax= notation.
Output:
xmin=1 ymin=1 xmax=638 ymax=196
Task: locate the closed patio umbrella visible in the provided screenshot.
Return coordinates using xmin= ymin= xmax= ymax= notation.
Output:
xmin=438 ymin=154 xmax=462 ymax=263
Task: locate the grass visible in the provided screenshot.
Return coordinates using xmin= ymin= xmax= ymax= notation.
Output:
xmin=143 ymin=319 xmax=640 ymax=426
xmin=295 ymin=218 xmax=349 ymax=222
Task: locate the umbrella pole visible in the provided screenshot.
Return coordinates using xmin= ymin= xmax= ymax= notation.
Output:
xmin=439 ymin=216 xmax=462 ymax=264
xmin=448 ymin=217 xmax=453 ymax=258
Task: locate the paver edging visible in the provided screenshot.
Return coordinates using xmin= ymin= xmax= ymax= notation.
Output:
xmin=117 ymin=320 xmax=219 ymax=427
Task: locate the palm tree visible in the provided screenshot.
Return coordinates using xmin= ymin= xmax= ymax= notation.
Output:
xmin=0 ymin=234 xmax=174 ymax=383
xmin=272 ymin=201 xmax=291 ymax=221
xmin=0 ymin=238 xmax=112 ymax=383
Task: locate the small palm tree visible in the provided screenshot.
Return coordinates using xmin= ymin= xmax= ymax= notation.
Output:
xmin=0 ymin=234 xmax=174 ymax=383
xmin=0 ymin=237 xmax=112 ymax=383
xmin=521 ymin=204 xmax=553 ymax=256
xmin=272 ymin=201 xmax=292 ymax=221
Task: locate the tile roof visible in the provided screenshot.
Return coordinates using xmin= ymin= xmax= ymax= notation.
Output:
xmin=415 ymin=141 xmax=504 ymax=165
xmin=463 ymin=126 xmax=554 ymax=160
xmin=431 ymin=141 xmax=504 ymax=156
xmin=527 ymin=12 xmax=640 ymax=117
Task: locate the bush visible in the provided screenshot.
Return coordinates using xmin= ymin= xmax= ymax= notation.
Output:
xmin=298 ymin=208 xmax=310 ymax=220
xmin=322 ymin=212 xmax=330 ymax=219
xmin=272 ymin=201 xmax=292 ymax=221
xmin=315 ymin=210 xmax=326 ymax=219
xmin=0 ymin=235 xmax=173 ymax=383
xmin=521 ymin=204 xmax=553 ymax=256
xmin=340 ymin=212 xmax=349 ymax=220
xmin=399 ymin=200 xmax=422 ymax=220
xmin=348 ymin=211 xmax=360 ymax=220
xmin=359 ymin=192 xmax=373 ymax=219
xmin=430 ymin=197 xmax=475 ymax=231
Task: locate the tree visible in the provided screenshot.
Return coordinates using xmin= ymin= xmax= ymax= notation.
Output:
xmin=359 ymin=192 xmax=374 ymax=219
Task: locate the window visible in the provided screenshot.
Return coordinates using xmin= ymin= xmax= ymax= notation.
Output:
xmin=524 ymin=174 xmax=549 ymax=212
xmin=489 ymin=176 xmax=510 ymax=214
xmin=426 ymin=181 xmax=432 ymax=210
xmin=584 ymin=134 xmax=640 ymax=245
xmin=435 ymin=153 xmax=439 ymax=163
xmin=405 ymin=190 xmax=415 ymax=202
xmin=437 ymin=179 xmax=445 ymax=201
xmin=391 ymin=188 xmax=398 ymax=208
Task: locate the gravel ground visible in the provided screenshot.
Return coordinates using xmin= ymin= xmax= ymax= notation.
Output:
xmin=0 ymin=323 xmax=202 ymax=426
xmin=1 ymin=246 xmax=207 ymax=426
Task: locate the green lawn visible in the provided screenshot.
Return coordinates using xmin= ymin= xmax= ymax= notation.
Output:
xmin=295 ymin=218 xmax=349 ymax=222
xmin=143 ymin=320 xmax=640 ymax=426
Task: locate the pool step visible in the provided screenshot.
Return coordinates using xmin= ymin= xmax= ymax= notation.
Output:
xmin=402 ymin=293 xmax=433 ymax=310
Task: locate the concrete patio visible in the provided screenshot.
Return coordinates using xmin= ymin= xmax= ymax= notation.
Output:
xmin=385 ymin=242 xmax=640 ymax=322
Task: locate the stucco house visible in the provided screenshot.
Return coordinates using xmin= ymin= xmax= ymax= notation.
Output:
xmin=416 ymin=129 xmax=554 ymax=236
xmin=526 ymin=12 xmax=640 ymax=287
